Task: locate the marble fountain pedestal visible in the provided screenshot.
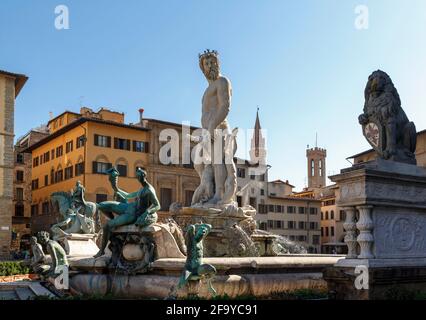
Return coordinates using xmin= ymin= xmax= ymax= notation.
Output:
xmin=65 ymin=218 xmax=342 ymax=299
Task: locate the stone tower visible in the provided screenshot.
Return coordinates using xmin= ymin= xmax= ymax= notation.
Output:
xmin=306 ymin=146 xmax=327 ymax=189
xmin=249 ymin=109 xmax=267 ymax=164
xmin=0 ymin=70 xmax=27 ymax=258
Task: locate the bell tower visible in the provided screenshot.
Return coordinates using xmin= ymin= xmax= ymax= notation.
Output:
xmin=249 ymin=108 xmax=267 ymax=164
xmin=306 ymin=146 xmax=327 ymax=189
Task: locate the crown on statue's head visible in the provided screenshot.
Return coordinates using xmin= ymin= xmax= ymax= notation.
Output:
xmin=198 ymin=49 xmax=219 ymax=61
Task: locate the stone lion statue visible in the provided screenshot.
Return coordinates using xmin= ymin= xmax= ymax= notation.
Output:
xmin=358 ymin=70 xmax=417 ymax=164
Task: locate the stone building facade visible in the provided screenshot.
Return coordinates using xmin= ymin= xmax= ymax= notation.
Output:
xmin=0 ymin=70 xmax=27 ymax=259
xmin=11 ymin=129 xmax=49 ymax=252
xmin=319 ymin=184 xmax=346 ymax=254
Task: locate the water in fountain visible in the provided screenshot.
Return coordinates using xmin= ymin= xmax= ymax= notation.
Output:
xmin=255 ymin=230 xmax=308 ymax=254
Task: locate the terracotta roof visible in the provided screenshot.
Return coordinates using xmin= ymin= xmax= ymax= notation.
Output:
xmin=141 ymin=118 xmax=200 ymax=130
xmin=268 ymin=195 xmax=321 ymax=202
xmin=23 ymin=117 xmax=150 ymax=153
xmin=0 ymin=69 xmax=28 ymax=97
xmin=47 ymin=110 xmax=81 ymax=125
xmin=269 ymin=179 xmax=295 ymax=188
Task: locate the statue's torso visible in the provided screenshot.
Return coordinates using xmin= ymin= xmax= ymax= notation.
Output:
xmin=202 ymin=77 xmax=231 ymax=130
xmin=136 ymin=184 xmax=154 ymax=215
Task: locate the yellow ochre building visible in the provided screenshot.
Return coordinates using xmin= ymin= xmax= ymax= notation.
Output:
xmin=27 ymin=107 xmax=199 ymax=232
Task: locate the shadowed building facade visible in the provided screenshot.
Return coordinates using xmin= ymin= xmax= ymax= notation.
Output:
xmin=11 ymin=128 xmax=49 ymax=253
xmin=0 ymin=70 xmax=27 ymax=258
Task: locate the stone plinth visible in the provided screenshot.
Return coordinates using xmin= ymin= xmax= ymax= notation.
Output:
xmin=102 ymin=223 xmax=186 ymax=274
xmin=325 ymin=159 xmax=426 ymax=299
xmin=59 ymin=233 xmax=99 ymax=257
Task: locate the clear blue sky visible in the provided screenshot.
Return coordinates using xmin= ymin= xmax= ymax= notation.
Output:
xmin=1 ymin=0 xmax=426 ymax=190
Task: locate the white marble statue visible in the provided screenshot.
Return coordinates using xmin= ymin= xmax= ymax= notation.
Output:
xmin=192 ymin=50 xmax=238 ymax=208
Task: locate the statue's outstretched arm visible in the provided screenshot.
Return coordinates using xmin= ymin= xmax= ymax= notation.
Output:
xmin=146 ymin=191 xmax=161 ymax=214
xmin=116 ymin=189 xmax=138 ymax=200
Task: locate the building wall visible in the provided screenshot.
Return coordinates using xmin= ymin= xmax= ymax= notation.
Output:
xmin=258 ymin=197 xmax=321 ymax=253
xmin=31 ymin=121 xmax=151 ymax=208
xmin=141 ymin=119 xmax=200 ymax=210
xmin=0 ymin=75 xmax=15 ymax=258
xmin=320 ymin=196 xmax=345 ymax=254
xmin=30 ymin=114 xmax=200 ymax=234
xmin=235 ymin=162 xmax=268 ymax=209
xmin=352 ymin=131 xmax=426 ymax=165
xmin=235 ymin=161 xmax=320 ymax=252
xmin=268 ymin=181 xmax=293 ymax=198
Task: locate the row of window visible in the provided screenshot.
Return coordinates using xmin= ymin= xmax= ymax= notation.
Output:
xmin=31 ymin=160 xmax=147 ymax=190
xmin=236 ymin=168 xmax=265 ymax=181
xmin=322 ymin=199 xmax=336 ymax=206
xmin=33 ymin=135 xmax=85 ymax=167
xmin=321 ymin=226 xmax=335 ymax=237
xmin=257 ymin=223 xmax=320 ymax=244
xmin=32 ymin=135 xmax=149 ymax=168
xmin=31 ymin=162 xmax=85 ymax=190
xmin=31 ymin=189 xmax=196 ymax=216
xmin=321 ymin=210 xmax=345 ymax=221
xmin=31 ymin=202 xmax=50 ymax=216
xmin=258 ymin=204 xmax=318 ymax=215
xmin=259 ymin=220 xmax=319 ymax=230
xmin=94 ymin=134 xmax=149 ymax=153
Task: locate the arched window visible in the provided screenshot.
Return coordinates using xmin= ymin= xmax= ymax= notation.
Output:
xmin=330 ymin=210 xmax=334 ymax=220
xmin=319 ymin=160 xmax=323 ymax=177
xmin=311 ymin=159 xmax=315 ymax=176
xmin=325 ymin=211 xmax=329 ymax=220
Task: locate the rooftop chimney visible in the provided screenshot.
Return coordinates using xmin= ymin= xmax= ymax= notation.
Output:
xmin=49 ymin=111 xmax=53 ymax=120
xmin=139 ymin=108 xmax=144 ymax=123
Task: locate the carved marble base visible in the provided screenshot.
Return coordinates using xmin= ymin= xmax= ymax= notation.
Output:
xmin=325 ymin=159 xmax=426 ymax=299
xmin=331 ymin=158 xmax=426 ymax=260
xmin=58 ymin=233 xmax=100 ymax=257
xmin=171 ymin=205 xmax=260 ymax=257
xmin=106 ymin=223 xmax=186 ymax=274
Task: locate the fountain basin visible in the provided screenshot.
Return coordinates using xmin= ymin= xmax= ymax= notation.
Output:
xmin=68 ymin=255 xmax=344 ymax=298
